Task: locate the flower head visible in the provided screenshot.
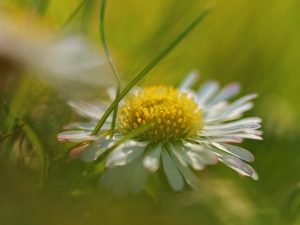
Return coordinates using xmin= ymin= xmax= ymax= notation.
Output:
xmin=58 ymin=72 xmax=262 ymax=196
xmin=119 ymin=85 xmax=203 ymax=143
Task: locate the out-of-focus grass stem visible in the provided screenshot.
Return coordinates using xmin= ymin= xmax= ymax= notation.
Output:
xmin=100 ymin=0 xmax=121 ymax=138
xmin=37 ymin=0 xmax=50 ymax=15
xmin=61 ymin=0 xmax=89 ymax=29
xmin=2 ymin=101 xmax=45 ymax=186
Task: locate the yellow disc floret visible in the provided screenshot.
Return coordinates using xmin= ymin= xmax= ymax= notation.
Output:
xmin=118 ymin=86 xmax=203 ymax=143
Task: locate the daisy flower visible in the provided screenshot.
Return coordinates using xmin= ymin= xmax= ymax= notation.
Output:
xmin=58 ymin=72 xmax=262 ymax=196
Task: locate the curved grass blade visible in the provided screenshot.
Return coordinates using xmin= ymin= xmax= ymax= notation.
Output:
xmin=3 ymin=101 xmax=45 ymax=185
xmin=100 ymin=0 xmax=121 ymax=137
xmin=61 ymin=0 xmax=89 ymax=29
xmin=91 ymin=8 xmax=211 ymax=136
xmin=0 ymin=123 xmax=25 ymax=143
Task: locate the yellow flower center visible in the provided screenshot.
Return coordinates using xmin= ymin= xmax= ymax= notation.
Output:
xmin=118 ymin=85 xmax=203 ymax=143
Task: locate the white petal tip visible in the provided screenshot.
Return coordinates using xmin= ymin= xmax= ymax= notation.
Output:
xmin=143 ymin=158 xmax=159 ymax=172
xmin=251 ymin=171 xmax=259 ymax=180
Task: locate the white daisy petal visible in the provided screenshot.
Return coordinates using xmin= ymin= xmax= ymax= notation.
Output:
xmin=105 ymin=140 xmax=147 ymax=168
xmin=113 ymin=159 xmax=139 ymax=197
xmin=249 ymin=130 xmax=263 ymax=135
xmin=198 ymin=150 xmax=219 ymax=165
xmin=100 ymin=166 xmax=121 ymax=187
xmin=69 ymin=144 xmax=89 ymax=158
xmin=195 ymin=136 xmax=243 ymax=143
xmin=106 ymin=87 xmax=117 ymax=101
xmin=169 ymin=151 xmax=200 ymax=190
xmin=177 ymin=140 xmax=218 ymax=165
xmin=130 ymin=158 xmax=149 ymax=194
xmin=181 ymin=140 xmax=218 ymax=165
xmin=227 ymin=93 xmax=258 ymax=110
xmin=168 ymin=143 xmax=188 ymax=167
xmin=169 ymin=142 xmax=206 ymax=170
xmin=162 ymin=150 xmax=184 ymax=191
xmin=207 ymin=83 xmax=240 ymax=106
xmin=204 ymin=102 xmax=254 ymax=123
xmin=250 ymin=169 xmax=259 ymax=180
xmin=106 ymin=146 xmax=143 ymax=168
xmin=178 ymin=71 xmax=199 ymax=92
xmin=196 ymin=81 xmax=220 ymax=106
xmin=219 ymin=155 xmax=258 ymax=180
xmin=186 ymin=151 xmax=206 ymax=170
xmin=223 ymin=133 xmax=263 ymax=140
xmin=224 ymin=103 xmax=254 ymax=119
xmin=57 ymin=131 xmax=98 ymax=142
xmin=143 ymin=144 xmax=162 ymax=172
xmin=211 ymin=142 xmax=254 ymax=162
xmin=201 ymin=123 xmax=261 ymax=136
xmin=63 ymin=122 xmax=96 ymax=130
xmin=181 ymin=140 xmax=204 ymax=152
xmin=204 ymin=93 xmax=257 ymax=121
xmin=203 ymin=101 xmax=228 ymax=115
xmin=203 ymin=117 xmax=262 ymax=130
xmin=101 ymin=162 xmax=136 ymax=197
xmin=101 ymin=156 xmax=148 ymax=196
xmin=62 ymin=122 xmax=111 ymax=131
xmin=68 ymin=101 xmax=111 ymax=121
xmin=80 ymin=139 xmax=116 ymax=161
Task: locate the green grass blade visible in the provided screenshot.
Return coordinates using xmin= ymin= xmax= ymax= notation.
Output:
xmin=91 ymin=8 xmax=211 ymax=136
xmin=0 ymin=124 xmax=25 ymax=143
xmin=3 ymin=101 xmax=45 ymax=185
xmin=69 ymin=123 xmax=151 ymax=194
xmin=61 ymin=0 xmax=89 ymax=29
xmin=99 ymin=0 xmax=121 ymax=137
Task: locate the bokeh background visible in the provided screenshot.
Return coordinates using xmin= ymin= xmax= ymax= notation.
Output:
xmin=1 ymin=0 xmax=300 ymax=224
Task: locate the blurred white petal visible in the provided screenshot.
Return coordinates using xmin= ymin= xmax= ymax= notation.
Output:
xmin=79 ymin=138 xmax=116 ymax=161
xmin=169 ymin=152 xmax=200 ymax=190
xmin=196 ymin=81 xmax=220 ymax=107
xmin=130 ymin=159 xmax=149 ymax=194
xmin=143 ymin=144 xmax=162 ymax=172
xmin=162 ymin=150 xmax=184 ymax=191
xmin=68 ymin=101 xmax=111 ymax=121
xmin=0 ymin=14 xmax=114 ymax=99
xmin=201 ymin=123 xmax=261 ymax=136
xmin=211 ymin=142 xmax=255 ymax=162
xmin=57 ymin=131 xmax=98 ymax=142
xmin=207 ymin=83 xmax=240 ymax=106
xmin=219 ymin=155 xmax=259 ymax=180
xmin=178 ymin=70 xmax=199 ymax=92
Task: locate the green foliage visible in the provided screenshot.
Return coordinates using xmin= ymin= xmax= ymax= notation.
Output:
xmin=0 ymin=0 xmax=299 ymax=224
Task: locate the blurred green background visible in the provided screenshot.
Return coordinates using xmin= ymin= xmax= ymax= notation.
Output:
xmin=1 ymin=0 xmax=300 ymax=224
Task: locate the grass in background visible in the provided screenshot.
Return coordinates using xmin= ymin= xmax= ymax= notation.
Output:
xmin=1 ymin=0 xmax=300 ymax=224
